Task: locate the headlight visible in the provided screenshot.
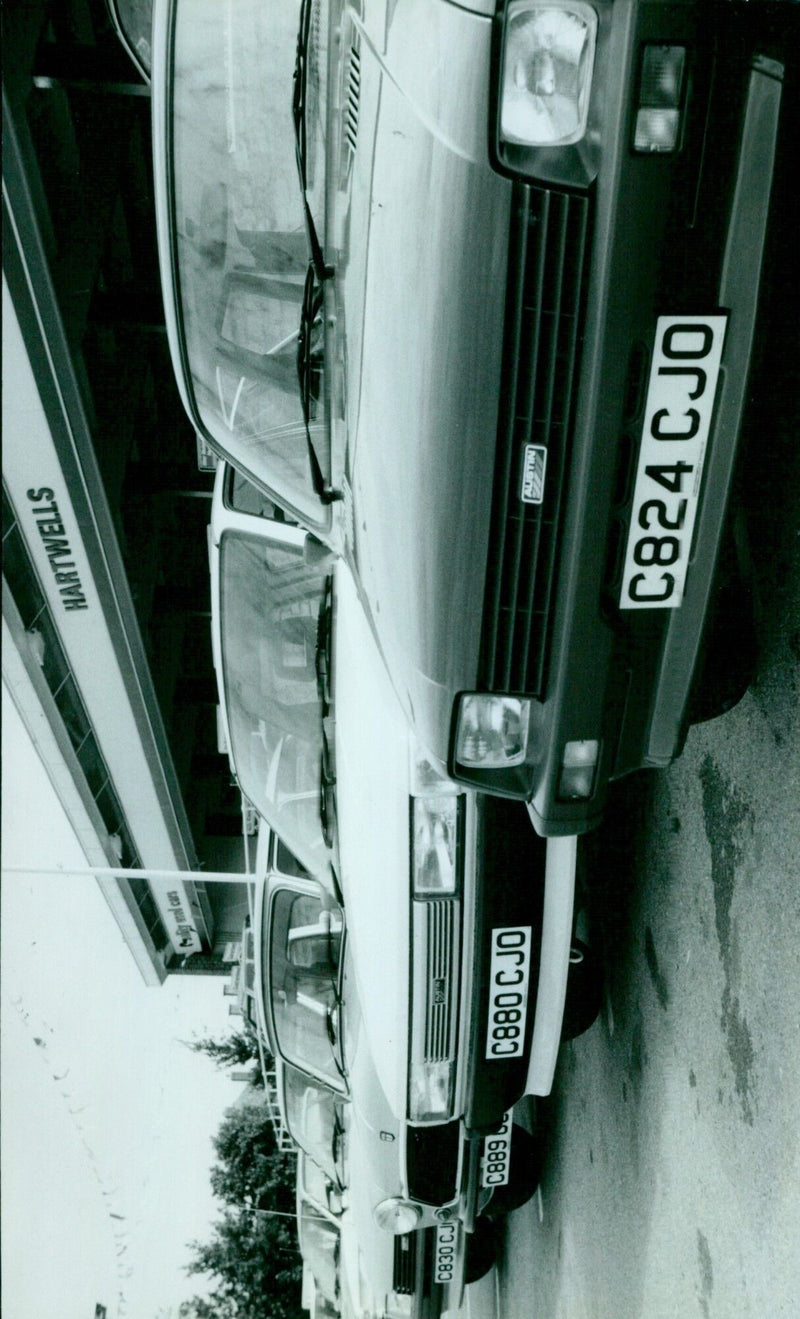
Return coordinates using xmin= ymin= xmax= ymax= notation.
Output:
xmin=455 ymin=695 xmax=531 ymax=769
xmin=408 ymin=1059 xmax=456 ymax=1123
xmin=499 ymin=1 xmax=597 ymax=149
xmin=412 ymin=796 xmax=459 ymax=896
xmin=374 ymin=1197 xmax=423 ymax=1235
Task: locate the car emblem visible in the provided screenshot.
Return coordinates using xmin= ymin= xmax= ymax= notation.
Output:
xmin=520 ymin=443 xmax=548 ymax=504
xmin=432 ymin=977 xmax=446 ymax=1005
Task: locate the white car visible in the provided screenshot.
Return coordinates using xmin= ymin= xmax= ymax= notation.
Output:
xmin=252 ymin=848 xmax=439 ymax=1317
xmin=208 ymin=467 xmax=601 ymax=1294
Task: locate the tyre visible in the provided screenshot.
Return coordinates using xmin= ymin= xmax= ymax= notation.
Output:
xmin=464 ymin=1217 xmax=498 ymax=1285
xmin=688 ymin=514 xmax=758 ymax=725
xmin=485 ymin=1124 xmax=543 ymax=1219
xmin=561 ymin=939 xmax=603 ymax=1041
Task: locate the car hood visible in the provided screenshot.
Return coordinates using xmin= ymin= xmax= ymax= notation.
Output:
xmin=338 ymin=942 xmax=414 ymax=1306
xmin=334 ymin=564 xmax=412 ymax=1119
xmin=335 ymin=0 xmax=512 ymax=764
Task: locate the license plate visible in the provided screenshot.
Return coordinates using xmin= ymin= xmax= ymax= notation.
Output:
xmin=485 ymin=927 xmax=531 ymax=1060
xmin=434 ymin=1221 xmax=458 ymax=1284
xmin=620 ymin=314 xmax=728 ymax=610
xmin=481 ymin=1111 xmax=512 ymax=1188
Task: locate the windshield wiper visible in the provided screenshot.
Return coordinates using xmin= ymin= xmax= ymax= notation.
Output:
xmin=297 ymin=263 xmax=341 ymax=505
xmin=292 ymin=0 xmax=332 ymax=284
xmin=325 ymin=995 xmax=347 ymax=1088
xmin=325 ymin=999 xmax=339 ymax=1049
xmin=319 ymin=733 xmax=336 ymax=849
xmin=331 ymin=1111 xmax=344 ymax=1169
xmin=315 ymin=573 xmax=333 ymax=714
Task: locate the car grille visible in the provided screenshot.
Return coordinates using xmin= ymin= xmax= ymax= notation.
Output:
xmin=338 ymin=29 xmax=361 ymax=187
xmin=393 ymin=1233 xmax=417 ymax=1294
xmin=423 ymin=900 xmax=458 ymax=1064
xmin=406 ymin=1121 xmax=461 ymax=1206
xmin=479 ymin=183 xmax=592 ymax=697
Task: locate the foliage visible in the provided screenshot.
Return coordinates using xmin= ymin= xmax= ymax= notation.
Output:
xmin=178 ymin=1296 xmax=238 ymax=1319
xmin=186 ymin=1027 xmax=262 ymax=1072
xmin=184 ymin=1103 xmax=303 ymax=1319
xmin=209 ymin=1104 xmax=295 ymax=1214
xmin=187 ymin=1206 xmax=303 ymax=1319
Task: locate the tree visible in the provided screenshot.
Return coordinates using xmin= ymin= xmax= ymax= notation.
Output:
xmin=185 ymin=1027 xmax=262 ymax=1072
xmin=209 ymin=1105 xmax=295 ymax=1215
xmin=186 ymin=1207 xmax=303 ymax=1319
xmin=178 ymin=1294 xmax=238 ymax=1319
xmin=184 ymin=1104 xmax=303 ymax=1319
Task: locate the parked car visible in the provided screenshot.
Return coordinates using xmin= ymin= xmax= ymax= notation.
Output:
xmin=153 ymin=0 xmax=796 ymax=837
xmin=279 ymin=1057 xmax=348 ymax=1194
xmin=297 ymin=1150 xmax=414 ymax=1319
xmin=254 ymin=859 xmax=444 ymax=1315
xmin=209 ymin=470 xmax=602 ymax=1293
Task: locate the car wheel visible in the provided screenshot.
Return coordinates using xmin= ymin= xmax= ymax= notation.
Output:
xmin=465 ymin=1217 xmax=498 ymax=1285
xmin=561 ymin=938 xmax=603 ymax=1040
xmin=688 ymin=515 xmax=758 ymax=725
xmin=485 ymin=1124 xmax=543 ymax=1219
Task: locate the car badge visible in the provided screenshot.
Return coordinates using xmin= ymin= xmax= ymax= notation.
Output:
xmin=520 ymin=443 xmax=548 ymax=504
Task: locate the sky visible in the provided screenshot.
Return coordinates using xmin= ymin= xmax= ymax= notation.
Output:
xmin=1 ymin=684 xmax=242 ymax=1319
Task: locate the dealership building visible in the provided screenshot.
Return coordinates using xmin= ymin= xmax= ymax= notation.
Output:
xmin=3 ymin=0 xmax=251 ymax=984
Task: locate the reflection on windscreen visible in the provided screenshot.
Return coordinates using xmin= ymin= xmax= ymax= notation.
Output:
xmin=220 ymin=531 xmax=328 ymax=876
xmin=112 ymin=0 xmax=153 ymax=73
xmin=267 ymin=888 xmax=343 ymax=1087
xmin=226 ymin=465 xmax=292 ymax=523
xmin=274 ymin=835 xmax=310 ymax=879
xmin=170 ymin=0 xmax=328 ymax=523
xmin=301 ymin=1153 xmax=336 ymax=1211
xmin=284 ymin=1064 xmax=342 ymax=1185
xmin=298 ymin=1206 xmax=340 ymax=1306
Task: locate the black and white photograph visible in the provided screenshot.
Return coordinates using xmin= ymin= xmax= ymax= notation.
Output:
xmin=2 ymin=0 xmax=799 ymax=1316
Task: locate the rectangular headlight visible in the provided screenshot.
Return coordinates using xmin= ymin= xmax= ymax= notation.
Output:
xmin=455 ymin=695 xmax=531 ymax=769
xmin=412 ymin=796 xmax=460 ymax=897
xmin=499 ymin=1 xmax=597 ymax=149
xmin=408 ymin=1059 xmax=456 ymax=1123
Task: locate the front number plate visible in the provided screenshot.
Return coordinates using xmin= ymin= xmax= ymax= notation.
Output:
xmin=481 ymin=1111 xmax=512 ymax=1188
xmin=485 ymin=927 xmax=531 ymax=1060
xmin=434 ymin=1222 xmax=458 ymax=1284
xmin=620 ymin=314 xmax=728 ymax=610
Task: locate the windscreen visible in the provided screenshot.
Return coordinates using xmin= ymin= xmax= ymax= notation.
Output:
xmin=297 ymin=1205 xmax=339 ymax=1305
xmin=266 ymin=888 xmax=343 ymax=1087
xmin=109 ymin=0 xmax=153 ymax=74
xmin=219 ymin=530 xmax=330 ymax=878
xmin=168 ymin=0 xmax=329 ymax=522
xmin=283 ymin=1065 xmax=343 ymax=1185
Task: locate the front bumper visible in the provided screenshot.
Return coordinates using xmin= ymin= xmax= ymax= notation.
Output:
xmin=531 ymin=39 xmax=785 ymax=836
xmin=401 ymin=796 xmax=571 ymax=1228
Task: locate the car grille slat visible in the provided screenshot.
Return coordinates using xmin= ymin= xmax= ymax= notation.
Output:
xmin=482 ymin=203 xmax=532 ymax=686
xmin=522 ymin=198 xmax=590 ymax=680
xmin=393 ymin=1233 xmax=417 ymax=1294
xmin=480 ymin=185 xmax=591 ymax=698
xmin=423 ymin=900 xmax=456 ymax=1063
xmin=346 ymin=39 xmax=361 ymax=153
xmin=499 ymin=191 xmax=557 ymax=690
